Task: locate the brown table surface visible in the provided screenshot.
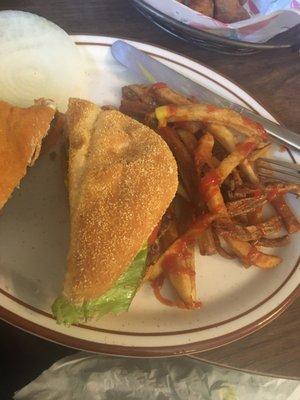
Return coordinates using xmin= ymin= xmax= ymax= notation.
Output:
xmin=0 ymin=0 xmax=299 ymax=396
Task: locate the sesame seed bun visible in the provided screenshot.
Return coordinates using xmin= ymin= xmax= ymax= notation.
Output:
xmin=63 ymin=99 xmax=178 ymax=304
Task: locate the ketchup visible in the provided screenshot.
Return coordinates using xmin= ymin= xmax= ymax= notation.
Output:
xmin=236 ymin=141 xmax=256 ymax=157
xmin=160 ymin=238 xmax=195 ymax=276
xmin=272 ymin=196 xmax=286 ymax=211
xmin=199 ymin=170 xmax=222 ymax=204
xmin=166 ymin=104 xmax=178 ymax=117
xmin=241 ymin=116 xmax=268 ymax=141
xmin=243 ymin=246 xmax=258 ymax=266
xmin=184 ymin=213 xmax=217 ymax=242
xmin=206 ymin=104 xmax=217 ymax=113
xmin=150 ymin=214 xmax=216 ymax=309
xmin=151 ymin=275 xmax=201 ymax=309
xmin=253 ymin=187 xmax=262 ymax=199
xmin=161 ymin=254 xmax=196 ymax=277
xmin=205 ymin=185 xmax=221 ymax=204
xmin=267 ymin=186 xmax=281 ymax=202
xmin=151 ymin=82 xmax=168 ymax=90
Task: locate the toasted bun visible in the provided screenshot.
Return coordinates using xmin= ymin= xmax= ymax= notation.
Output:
xmin=66 ymin=99 xmax=100 ymax=215
xmin=0 ymin=99 xmax=55 ymax=210
xmin=63 ymin=99 xmax=178 ymax=304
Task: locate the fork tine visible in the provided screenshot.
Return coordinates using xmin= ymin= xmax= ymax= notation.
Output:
xmin=259 ymin=158 xmax=300 ymax=172
xmin=258 ymin=173 xmax=300 ymax=185
xmin=257 ymin=158 xmax=300 ymax=185
xmin=258 ymin=165 xmax=300 ymax=180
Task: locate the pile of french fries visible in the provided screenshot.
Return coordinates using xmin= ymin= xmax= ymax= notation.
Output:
xmin=120 ymin=83 xmax=300 ymax=309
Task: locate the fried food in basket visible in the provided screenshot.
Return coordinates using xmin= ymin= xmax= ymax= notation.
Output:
xmin=177 ymin=0 xmax=214 ymax=18
xmin=177 ymin=0 xmax=250 ymax=23
xmin=120 ymin=82 xmax=300 ymax=310
xmin=214 ymin=0 xmax=250 ymax=23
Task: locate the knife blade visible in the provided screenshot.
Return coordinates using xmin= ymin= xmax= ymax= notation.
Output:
xmin=111 ymin=40 xmax=300 ymax=152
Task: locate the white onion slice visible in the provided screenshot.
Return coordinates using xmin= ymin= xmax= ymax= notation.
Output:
xmin=0 ymin=11 xmax=86 ymax=111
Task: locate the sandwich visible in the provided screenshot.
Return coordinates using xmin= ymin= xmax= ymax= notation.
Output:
xmin=52 ymin=99 xmax=178 ymax=324
xmin=0 ymin=99 xmax=55 ymax=211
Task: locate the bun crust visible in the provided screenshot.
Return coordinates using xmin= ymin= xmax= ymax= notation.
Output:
xmin=0 ymin=100 xmax=55 ymax=210
xmin=64 ymin=99 xmax=178 ymax=303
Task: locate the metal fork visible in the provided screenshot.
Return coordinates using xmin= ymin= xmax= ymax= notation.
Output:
xmin=256 ymin=158 xmax=300 ymax=185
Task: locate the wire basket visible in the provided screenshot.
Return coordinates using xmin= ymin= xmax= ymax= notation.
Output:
xmin=130 ymin=0 xmax=300 ymax=55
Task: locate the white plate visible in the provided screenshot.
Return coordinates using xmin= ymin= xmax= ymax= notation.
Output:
xmin=0 ymin=35 xmax=299 ymax=356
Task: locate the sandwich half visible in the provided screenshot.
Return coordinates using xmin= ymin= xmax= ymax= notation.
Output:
xmin=0 ymin=99 xmax=55 ymax=210
xmin=53 ymin=99 xmax=178 ymax=324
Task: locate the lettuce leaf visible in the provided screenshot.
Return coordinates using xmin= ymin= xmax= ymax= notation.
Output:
xmin=52 ymin=244 xmax=148 ymax=325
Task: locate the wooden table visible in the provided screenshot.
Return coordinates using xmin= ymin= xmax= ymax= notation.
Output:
xmin=0 ymin=0 xmax=299 ymax=396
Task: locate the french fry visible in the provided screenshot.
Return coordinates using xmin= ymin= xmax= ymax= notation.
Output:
xmin=198 ymin=227 xmax=216 ymax=255
xmin=194 ymin=132 xmax=215 ymax=170
xmin=150 ymin=83 xmax=193 ymax=106
xmin=200 ymin=169 xmax=227 ymax=214
xmin=230 ymin=168 xmax=243 ymax=187
xmin=265 ymin=182 xmax=300 ymax=197
xmin=155 ymin=104 xmax=268 ymax=142
xmin=207 ymin=123 xmax=234 ymax=150
xmin=146 ymin=207 xmax=179 ymax=281
xmin=120 ymin=99 xmax=154 ymax=118
xmin=166 ymin=242 xmax=198 ymax=307
xmin=155 ymin=98 xmax=284 ymax=269
xmin=146 ymin=261 xmax=162 ymax=282
xmin=230 ymin=182 xmax=300 ymax=199
xmin=213 ymin=121 xmax=262 ymax=223
xmin=177 ymin=181 xmax=190 ymax=202
xmin=199 ymin=141 xmax=257 ymax=213
xmin=156 ymin=214 xmax=219 ymax=256
xmin=176 ymin=128 xmax=198 ymax=154
xmin=208 ymin=123 xmax=259 ymax=184
xmin=248 ymin=143 xmax=272 ymax=162
xmin=150 ymin=84 xmax=202 ymax=134
xmin=248 ymin=207 xmax=264 ymax=225
xmin=199 ymin=145 xmax=282 ymax=268
xmin=246 ymin=216 xmax=283 ymax=236
xmin=228 ymin=185 xmax=258 ymax=199
xmin=271 ymin=195 xmax=300 ymax=234
xmin=151 ymin=273 xmax=201 ymax=310
xmin=228 ymin=181 xmax=300 ymax=231
xmin=122 ymin=85 xmax=154 ymax=103
xmin=212 ymin=228 xmax=235 ymax=259
xmin=214 ymin=142 xmax=257 ymax=182
xmin=214 ymin=221 xmax=261 ymax=242
xmin=225 ymin=237 xmax=281 ymax=268
xmin=174 ymin=120 xmax=202 ymax=135
xmin=226 ymin=195 xmax=267 ymax=217
xmin=173 ymin=194 xmax=196 ymax=235
xmin=254 ymin=235 xmax=290 ymax=248
xmin=214 ymin=216 xmax=283 ymax=242
xmin=147 ymin=196 xmax=200 ymax=308
xmin=158 ymin=126 xmax=198 ymax=203
xmin=119 ymin=82 xmax=297 ymax=310
xmin=164 ymin=198 xmax=201 ymax=306
xmin=152 ymin=214 xmax=218 ymax=308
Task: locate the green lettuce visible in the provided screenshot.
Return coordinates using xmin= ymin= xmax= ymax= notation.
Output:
xmin=52 ymin=244 xmax=148 ymax=325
